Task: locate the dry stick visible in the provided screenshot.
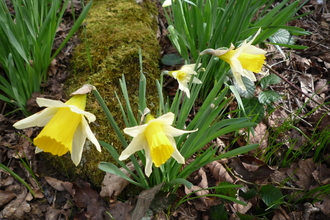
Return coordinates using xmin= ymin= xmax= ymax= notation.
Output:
xmin=264 ymin=64 xmax=330 ymax=113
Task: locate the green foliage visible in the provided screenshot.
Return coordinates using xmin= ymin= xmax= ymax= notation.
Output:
xmin=175 ymin=185 xmax=246 ymax=209
xmin=210 ymin=204 xmax=228 ymax=220
xmin=260 ymin=74 xmax=281 ymax=90
xmin=215 ymin=182 xmax=238 ymax=202
xmin=0 ymin=163 xmax=35 ymax=198
xmin=161 ymin=54 xmax=184 ymax=65
xmin=164 ymin=0 xmax=308 ymax=94
xmin=97 ymin=48 xmax=258 ymax=190
xmin=259 ymin=185 xmax=285 ymax=209
xmin=258 ymin=90 xmax=281 ymax=105
xmin=242 ymin=97 xmax=264 ymax=123
xmin=0 ymin=0 xmax=92 ymax=116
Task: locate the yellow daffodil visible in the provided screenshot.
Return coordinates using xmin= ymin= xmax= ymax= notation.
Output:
xmin=200 ymin=29 xmax=266 ymax=90
xmin=164 ymin=64 xmax=202 ymax=98
xmin=13 ymin=94 xmax=101 ymax=166
xmin=119 ymin=112 xmax=197 ymax=177
xmin=162 ymin=0 xmax=173 ymax=7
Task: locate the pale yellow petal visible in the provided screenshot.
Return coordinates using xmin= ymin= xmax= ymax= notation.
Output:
xmin=230 ymin=60 xmax=246 ymax=90
xmin=81 ymin=117 xmax=101 ymax=152
xmin=242 ymin=45 xmax=266 ymax=55
xmin=13 ymin=107 xmax=59 ymax=129
xmin=118 ymin=134 xmax=145 ymax=160
xmin=154 ymin=112 xmax=175 ymax=125
xmin=167 ymin=136 xmax=185 ymax=164
xmin=68 ymin=105 xmax=96 ymax=123
xmin=143 ymin=142 xmax=153 ymax=177
xmin=163 ymin=125 xmax=197 ymax=137
xmin=162 ymin=0 xmax=172 ymax=7
xmin=180 ymin=65 xmax=198 ymax=75
xmin=71 ymin=120 xmax=87 ymax=166
xmin=242 ymin=69 xmax=256 ymax=82
xmin=178 ymin=81 xmax=190 ymax=98
xmin=192 ymin=77 xmax=202 ymax=84
xmin=123 ymin=124 xmax=148 ymax=137
xmin=36 ymin=98 xmax=67 ymax=108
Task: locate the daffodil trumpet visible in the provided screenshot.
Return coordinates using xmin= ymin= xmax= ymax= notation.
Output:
xmin=200 ymin=29 xmax=266 ymax=90
xmin=163 ymin=63 xmax=202 ymax=98
xmin=119 ymin=112 xmax=197 ymax=177
xmin=13 ymin=94 xmax=101 ymax=166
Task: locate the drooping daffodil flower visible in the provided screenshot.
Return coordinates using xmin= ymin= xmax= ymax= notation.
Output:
xmin=119 ymin=112 xmax=197 ymax=177
xmin=200 ymin=29 xmax=266 ymax=90
xmin=163 ymin=64 xmax=202 ymax=98
xmin=13 ymin=93 xmax=101 ymax=166
xmin=162 ymin=0 xmax=173 ymax=7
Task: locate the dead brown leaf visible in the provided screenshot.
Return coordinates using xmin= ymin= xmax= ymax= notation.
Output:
xmin=286 ymin=158 xmax=316 ymax=190
xmin=206 ymin=160 xmax=234 ymax=183
xmin=44 ymin=176 xmax=67 ymax=191
xmin=249 ymin=122 xmax=269 ymax=157
xmin=100 ymin=161 xmax=141 ymax=202
xmin=0 ymin=185 xmax=31 ymax=219
xmin=64 ymin=180 xmax=109 ymax=220
xmin=0 ymin=190 xmax=16 ymax=207
xmin=229 ymin=156 xmax=274 ymax=183
xmin=108 ymin=200 xmax=133 ymax=220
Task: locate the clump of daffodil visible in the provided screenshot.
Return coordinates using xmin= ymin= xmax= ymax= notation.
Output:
xmin=200 ymin=29 xmax=266 ymax=90
xmin=13 ymin=87 xmax=101 ymax=166
xmin=119 ymin=112 xmax=197 ymax=177
xmin=163 ymin=64 xmax=202 ymax=98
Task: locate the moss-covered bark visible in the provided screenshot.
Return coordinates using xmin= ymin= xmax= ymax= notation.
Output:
xmin=45 ymin=0 xmax=160 ymax=186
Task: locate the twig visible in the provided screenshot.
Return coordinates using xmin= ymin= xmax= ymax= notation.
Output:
xmin=264 ymin=64 xmax=330 ymax=113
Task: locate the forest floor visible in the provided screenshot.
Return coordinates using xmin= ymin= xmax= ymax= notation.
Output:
xmin=1 ymin=0 xmax=330 ymax=219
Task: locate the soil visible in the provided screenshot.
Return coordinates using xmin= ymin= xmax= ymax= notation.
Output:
xmin=1 ymin=0 xmax=330 ymax=219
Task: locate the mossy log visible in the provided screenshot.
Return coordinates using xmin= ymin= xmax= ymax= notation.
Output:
xmin=45 ymin=0 xmax=161 ymax=186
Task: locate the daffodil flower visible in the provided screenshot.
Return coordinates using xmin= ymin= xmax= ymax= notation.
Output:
xmin=13 ymin=94 xmax=101 ymax=166
xmin=200 ymin=29 xmax=266 ymax=90
xmin=164 ymin=64 xmax=202 ymax=98
xmin=162 ymin=0 xmax=173 ymax=7
xmin=119 ymin=112 xmax=197 ymax=177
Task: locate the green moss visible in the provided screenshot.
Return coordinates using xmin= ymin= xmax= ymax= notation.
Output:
xmin=45 ymin=0 xmax=161 ymax=186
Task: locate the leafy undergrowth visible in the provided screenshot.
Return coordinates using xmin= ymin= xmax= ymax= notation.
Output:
xmin=1 ymin=0 xmax=330 ymax=219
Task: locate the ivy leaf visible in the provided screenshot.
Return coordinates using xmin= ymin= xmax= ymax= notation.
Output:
xmin=260 ymin=74 xmax=281 ymax=90
xmin=260 ymin=185 xmax=284 ymax=209
xmin=242 ymin=97 xmax=264 ymax=123
xmin=234 ymin=76 xmax=255 ymax=99
xmin=269 ymin=29 xmax=295 ymax=45
xmin=258 ymin=90 xmax=281 ymax=105
xmin=161 ymin=54 xmax=183 ymax=66
xmin=210 ymin=204 xmax=228 ymax=220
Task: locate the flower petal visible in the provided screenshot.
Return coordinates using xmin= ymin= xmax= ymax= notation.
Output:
xmin=180 ymin=65 xmax=197 ymax=75
xmin=167 ymin=136 xmax=185 ymax=164
xmin=163 ymin=125 xmax=197 ymax=137
xmin=68 ymin=105 xmax=96 ymax=123
xmin=143 ymin=141 xmax=153 ymax=177
xmin=71 ymin=120 xmax=87 ymax=166
xmin=242 ymin=45 xmax=266 ymax=55
xmin=118 ymin=134 xmax=145 ymax=160
xmin=13 ymin=107 xmax=59 ymax=129
xmin=192 ymin=77 xmax=202 ymax=84
xmin=162 ymin=0 xmax=172 ymax=7
xmin=81 ymin=117 xmax=101 ymax=152
xmin=230 ymin=60 xmax=246 ymax=90
xmin=154 ymin=112 xmax=175 ymax=125
xmin=178 ymin=81 xmax=190 ymax=98
xmin=123 ymin=124 xmax=148 ymax=137
xmin=242 ymin=69 xmax=257 ymax=81
xmin=36 ymin=98 xmax=67 ymax=108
